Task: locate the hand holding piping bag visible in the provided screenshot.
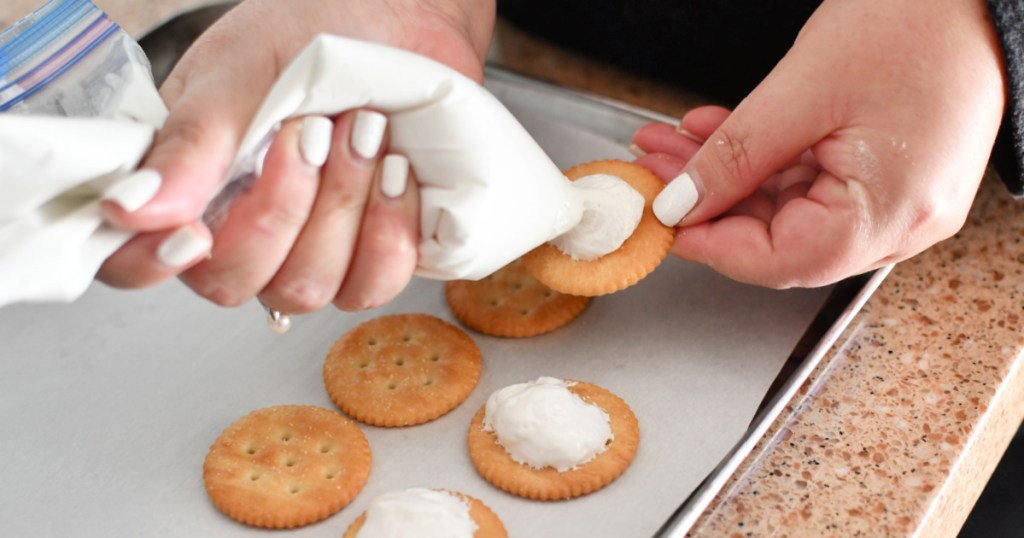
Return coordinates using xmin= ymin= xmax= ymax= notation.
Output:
xmin=632 ymin=0 xmax=1004 ymax=288
xmin=99 ymin=0 xmax=501 ymax=314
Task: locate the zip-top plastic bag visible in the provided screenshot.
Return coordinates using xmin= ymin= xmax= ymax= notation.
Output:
xmin=0 ymin=0 xmax=164 ymax=122
xmin=0 ymin=0 xmax=166 ymax=305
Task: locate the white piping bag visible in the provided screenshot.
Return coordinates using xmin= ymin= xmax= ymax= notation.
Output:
xmin=231 ymin=35 xmax=584 ymax=280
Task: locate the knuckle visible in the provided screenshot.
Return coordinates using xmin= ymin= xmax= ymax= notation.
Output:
xmin=334 ymin=294 xmax=376 ymax=313
xmin=710 ymin=126 xmax=756 ymax=181
xmin=359 ymin=213 xmax=418 ymax=259
xmin=255 ymin=194 xmax=312 ymax=233
xmin=183 ymin=273 xmax=249 ymax=307
xmin=273 ymin=280 xmax=335 ymax=313
xmin=156 ymin=117 xmax=211 ymax=152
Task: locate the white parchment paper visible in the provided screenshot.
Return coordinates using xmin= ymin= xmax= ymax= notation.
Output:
xmin=0 ymin=85 xmax=832 ymax=537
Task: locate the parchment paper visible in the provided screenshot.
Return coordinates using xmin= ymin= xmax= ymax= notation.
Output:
xmin=0 ymin=83 xmax=832 ymax=537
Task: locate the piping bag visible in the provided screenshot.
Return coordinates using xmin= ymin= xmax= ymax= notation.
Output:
xmin=0 ymin=4 xmax=588 ymax=307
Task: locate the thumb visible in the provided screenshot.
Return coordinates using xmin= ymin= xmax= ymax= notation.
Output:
xmin=652 ymin=66 xmax=835 ymax=227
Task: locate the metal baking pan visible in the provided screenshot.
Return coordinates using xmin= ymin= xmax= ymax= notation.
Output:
xmin=0 ymin=6 xmax=889 ymax=537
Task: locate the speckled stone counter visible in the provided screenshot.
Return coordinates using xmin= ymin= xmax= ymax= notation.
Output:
xmin=4 ymin=2 xmax=1022 ymax=536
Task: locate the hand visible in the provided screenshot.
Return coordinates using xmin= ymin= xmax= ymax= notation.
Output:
xmin=633 ymin=0 xmax=1005 ymax=288
xmin=97 ymin=0 xmax=495 ymax=312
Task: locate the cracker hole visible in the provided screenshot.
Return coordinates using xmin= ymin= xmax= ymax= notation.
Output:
xmin=605 ymin=439 xmax=612 ymax=447
xmin=358 ymin=361 xmax=369 ymax=369
xmin=285 ymin=458 xmax=298 ymax=467
xmin=324 ymin=470 xmax=338 ymax=480
xmin=289 ymin=486 xmax=302 ymax=495
xmin=394 ymin=357 xmax=405 ymax=366
xmin=319 ymin=445 xmax=332 ymax=454
xmin=367 ymin=338 xmax=378 ymax=346
xmin=423 ymin=378 xmax=434 ymax=386
xmin=520 ymin=309 xmax=531 ymax=316
xmin=387 ymin=382 xmax=398 ymax=390
xmin=544 ymin=291 xmax=554 ymax=298
xmin=245 ymin=446 xmax=258 ymax=455
xmin=513 ymin=282 xmax=523 ymax=290
xmin=249 ymin=473 xmax=262 ymax=482
xmin=401 ymin=334 xmax=413 ymax=343
xmin=280 ymin=433 xmax=293 ymax=443
xmin=488 ymin=299 xmax=500 ymax=307
xmin=430 ymin=354 xmax=440 ymax=363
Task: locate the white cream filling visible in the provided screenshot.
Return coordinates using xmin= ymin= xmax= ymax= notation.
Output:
xmin=482 ymin=376 xmax=613 ymax=472
xmin=549 ymin=174 xmax=644 ymax=261
xmin=356 ymin=488 xmax=477 ymax=538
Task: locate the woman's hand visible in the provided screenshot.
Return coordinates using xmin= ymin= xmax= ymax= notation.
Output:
xmin=98 ymin=0 xmax=494 ymax=312
xmin=633 ymin=0 xmax=1005 ymax=288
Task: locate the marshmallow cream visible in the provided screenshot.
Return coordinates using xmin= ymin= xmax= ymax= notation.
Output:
xmin=482 ymin=376 xmax=613 ymax=472
xmin=550 ymin=174 xmax=644 ymax=261
xmin=356 ymin=488 xmax=477 ymax=538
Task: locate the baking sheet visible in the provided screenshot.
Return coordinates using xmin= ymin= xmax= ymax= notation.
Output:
xmin=0 ymin=75 xmax=834 ymax=537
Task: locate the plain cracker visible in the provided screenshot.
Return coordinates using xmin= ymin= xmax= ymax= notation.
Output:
xmin=203 ymin=405 xmax=371 ymax=528
xmin=446 ymin=258 xmax=590 ymax=338
xmin=324 ymin=313 xmax=482 ymax=427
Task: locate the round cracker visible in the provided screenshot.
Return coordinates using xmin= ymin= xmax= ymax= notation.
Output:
xmin=523 ymin=160 xmax=673 ymax=296
xmin=446 ymin=258 xmax=590 ymax=338
xmin=467 ymin=380 xmax=640 ymax=500
xmin=324 ymin=313 xmax=482 ymax=427
xmin=343 ymin=490 xmax=507 ymax=537
xmin=203 ymin=405 xmax=371 ymax=528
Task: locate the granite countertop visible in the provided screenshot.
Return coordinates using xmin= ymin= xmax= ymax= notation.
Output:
xmin=3 ymin=1 xmax=1022 ymax=536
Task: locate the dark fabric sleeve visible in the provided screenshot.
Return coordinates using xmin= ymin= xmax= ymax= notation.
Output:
xmin=986 ymin=1 xmax=1024 ymax=197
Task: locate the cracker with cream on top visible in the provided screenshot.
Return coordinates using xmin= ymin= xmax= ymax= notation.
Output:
xmin=343 ymin=488 xmax=507 ymax=538
xmin=467 ymin=377 xmax=640 ymax=500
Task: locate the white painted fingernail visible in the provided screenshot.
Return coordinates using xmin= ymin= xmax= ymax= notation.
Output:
xmin=299 ymin=115 xmax=333 ymax=167
xmin=380 ymin=154 xmax=409 ymax=198
xmin=653 ymin=171 xmax=699 ymax=226
xmin=103 ymin=169 xmax=162 ymax=212
xmin=628 ymin=144 xmax=646 ymax=157
xmin=157 ymin=226 xmax=211 ymax=268
xmin=351 ymin=110 xmax=387 ymax=160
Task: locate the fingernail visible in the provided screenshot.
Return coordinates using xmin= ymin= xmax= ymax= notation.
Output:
xmin=380 ymin=154 xmax=409 ymax=198
xmin=299 ymin=115 xmax=333 ymax=167
xmin=157 ymin=226 xmax=211 ymax=268
xmin=103 ymin=169 xmax=162 ymax=212
xmin=653 ymin=171 xmax=699 ymax=226
xmin=627 ymin=144 xmax=646 ymax=157
xmin=351 ymin=110 xmax=387 ymax=160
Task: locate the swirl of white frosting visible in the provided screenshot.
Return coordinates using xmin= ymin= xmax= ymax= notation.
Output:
xmin=482 ymin=376 xmax=613 ymax=472
xmin=549 ymin=174 xmax=645 ymax=261
xmin=356 ymin=488 xmax=477 ymax=538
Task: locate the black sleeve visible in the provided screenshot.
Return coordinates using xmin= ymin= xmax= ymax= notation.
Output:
xmin=985 ymin=1 xmax=1024 ymax=196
